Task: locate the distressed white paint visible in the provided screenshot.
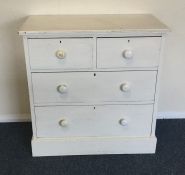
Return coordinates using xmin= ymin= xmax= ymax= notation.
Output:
xmin=28 ymin=38 xmax=93 ymax=70
xmin=19 ymin=14 xmax=168 ymax=35
xmin=19 ymin=15 xmax=167 ymax=156
xmin=97 ymin=37 xmax=162 ymax=69
xmin=32 ymin=137 xmax=157 ymax=157
xmin=32 ymin=71 xmax=157 ymax=104
xmin=35 ymin=104 xmax=153 ymax=137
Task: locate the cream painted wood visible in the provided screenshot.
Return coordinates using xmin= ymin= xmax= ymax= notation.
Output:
xmin=34 ymin=101 xmax=154 ymax=107
xmin=97 ymin=37 xmax=161 ymax=69
xmin=32 ymin=71 xmax=157 ymax=104
xmin=19 ymin=14 xmax=168 ymax=157
xmin=28 ymin=38 xmax=93 ymax=70
xmin=151 ymin=36 xmax=166 ymax=136
xmin=35 ymin=104 xmax=153 ymax=137
xmin=31 ymin=137 xmax=157 ymax=157
xmin=19 ymin=14 xmax=168 ymax=35
xmin=22 ymin=37 xmax=37 ymax=136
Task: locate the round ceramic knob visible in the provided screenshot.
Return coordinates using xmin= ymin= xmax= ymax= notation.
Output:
xmin=123 ymin=49 xmax=133 ymax=59
xmin=56 ymin=50 xmax=65 ymax=59
xmin=120 ymin=82 xmax=131 ymax=92
xmin=57 ymin=84 xmax=68 ymax=93
xmin=59 ymin=119 xmax=68 ymax=127
xmin=119 ymin=118 xmax=128 ymax=126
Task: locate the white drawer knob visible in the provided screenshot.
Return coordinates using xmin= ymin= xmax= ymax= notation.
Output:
xmin=119 ymin=118 xmax=128 ymax=126
xmin=56 ymin=50 xmax=65 ymax=59
xmin=123 ymin=49 xmax=133 ymax=59
xmin=59 ymin=119 xmax=68 ymax=127
xmin=57 ymin=84 xmax=68 ymax=93
xmin=120 ymin=82 xmax=130 ymax=92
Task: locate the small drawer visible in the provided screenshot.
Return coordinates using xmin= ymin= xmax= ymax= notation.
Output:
xmin=28 ymin=38 xmax=93 ymax=70
xmin=32 ymin=71 xmax=157 ymax=104
xmin=35 ymin=104 xmax=153 ymax=138
xmin=97 ymin=37 xmax=161 ymax=69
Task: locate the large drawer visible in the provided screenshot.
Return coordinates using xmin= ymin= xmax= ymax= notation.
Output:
xmin=35 ymin=104 xmax=153 ymax=137
xmin=32 ymin=71 xmax=157 ymax=104
xmin=97 ymin=37 xmax=161 ymax=69
xmin=28 ymin=38 xmax=93 ymax=70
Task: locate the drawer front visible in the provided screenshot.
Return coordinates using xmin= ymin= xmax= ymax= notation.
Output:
xmin=97 ymin=37 xmax=161 ymax=68
xmin=35 ymin=104 xmax=153 ymax=137
xmin=28 ymin=38 xmax=93 ymax=70
xmin=32 ymin=71 xmax=156 ymax=104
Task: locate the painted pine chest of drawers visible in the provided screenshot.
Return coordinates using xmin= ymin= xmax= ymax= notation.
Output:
xmin=19 ymin=14 xmax=168 ymax=157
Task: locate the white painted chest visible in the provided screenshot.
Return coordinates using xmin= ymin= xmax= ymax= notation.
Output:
xmin=19 ymin=14 xmax=168 ymax=157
